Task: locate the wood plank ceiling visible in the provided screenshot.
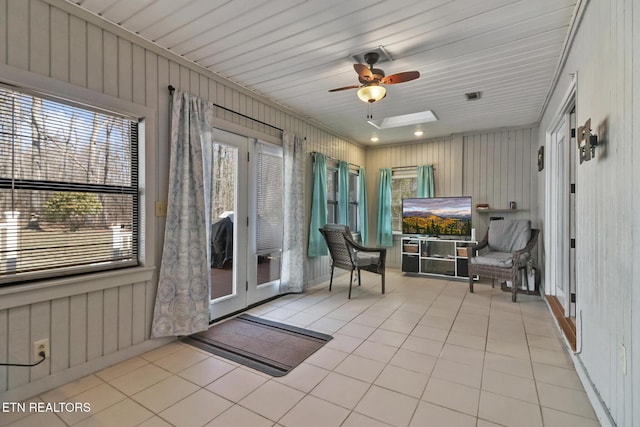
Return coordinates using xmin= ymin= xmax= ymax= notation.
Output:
xmin=71 ymin=0 xmax=578 ymax=145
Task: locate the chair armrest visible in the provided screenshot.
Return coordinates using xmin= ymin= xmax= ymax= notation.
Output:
xmin=344 ymin=234 xmax=386 ymax=255
xmin=510 ymin=228 xmax=539 ymax=264
xmin=467 ymin=234 xmax=489 ymax=258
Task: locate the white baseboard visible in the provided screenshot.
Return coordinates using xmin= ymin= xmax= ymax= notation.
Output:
xmin=570 ymin=354 xmax=616 ymax=427
xmin=542 ymin=298 xmax=615 ymax=427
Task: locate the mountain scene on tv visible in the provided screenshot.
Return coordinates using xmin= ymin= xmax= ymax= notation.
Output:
xmin=403 ymin=198 xmax=471 ymax=236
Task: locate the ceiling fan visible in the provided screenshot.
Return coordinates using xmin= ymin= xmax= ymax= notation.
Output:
xmin=329 ymin=52 xmax=420 ymax=104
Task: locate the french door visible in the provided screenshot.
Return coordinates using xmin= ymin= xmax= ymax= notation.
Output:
xmin=546 ymin=104 xmax=576 ymax=318
xmin=208 ymin=129 xmax=282 ymax=320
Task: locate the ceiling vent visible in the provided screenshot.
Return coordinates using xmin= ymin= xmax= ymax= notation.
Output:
xmin=350 ymin=46 xmax=393 ymax=65
xmin=465 ymin=91 xmax=482 ymax=101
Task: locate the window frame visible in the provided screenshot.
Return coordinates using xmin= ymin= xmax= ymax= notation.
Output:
xmin=326 ymin=162 xmax=360 ymax=232
xmin=327 ymin=165 xmax=339 ymax=226
xmin=391 ymin=169 xmax=418 ymax=233
xmin=0 ymin=80 xmax=143 ymax=286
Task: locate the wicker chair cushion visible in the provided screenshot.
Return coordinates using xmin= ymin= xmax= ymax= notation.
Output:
xmin=488 ymin=220 xmax=531 ymax=253
xmin=355 ymin=252 xmax=379 ymax=267
xmin=470 ymin=251 xmax=530 ymax=268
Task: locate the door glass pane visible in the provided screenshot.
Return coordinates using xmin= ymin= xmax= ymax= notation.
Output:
xmin=255 ymin=144 xmax=283 ymax=286
xmin=210 ymin=143 xmax=237 ymax=300
xmin=257 ymin=250 xmax=281 ymax=286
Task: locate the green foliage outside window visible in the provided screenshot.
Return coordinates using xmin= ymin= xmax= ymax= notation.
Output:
xmin=43 ymin=192 xmax=103 ymax=231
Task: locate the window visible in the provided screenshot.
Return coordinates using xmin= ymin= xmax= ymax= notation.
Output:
xmin=0 ymin=85 xmax=139 ymax=285
xmin=254 ymin=142 xmax=282 ymax=285
xmin=348 ymin=172 xmax=359 ymax=229
xmin=327 ymin=166 xmax=337 ymax=225
xmin=326 ymin=164 xmax=359 ymax=232
xmin=391 ymin=170 xmax=417 ymax=232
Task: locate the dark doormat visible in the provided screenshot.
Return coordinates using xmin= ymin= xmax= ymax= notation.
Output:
xmin=182 ymin=314 xmax=332 ymax=377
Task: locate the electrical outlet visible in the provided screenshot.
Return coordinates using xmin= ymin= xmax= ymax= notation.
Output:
xmin=33 ymin=339 xmax=49 ymax=360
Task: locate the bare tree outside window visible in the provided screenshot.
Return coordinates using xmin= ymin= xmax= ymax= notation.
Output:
xmin=210 ymin=143 xmax=237 ymax=220
xmin=0 ymin=86 xmax=138 ymax=284
xmin=392 ymin=176 xmax=417 ymax=231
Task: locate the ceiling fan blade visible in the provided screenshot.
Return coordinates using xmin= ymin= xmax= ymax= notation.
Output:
xmin=381 ymin=71 xmax=420 ymax=85
xmin=354 ymin=64 xmax=373 ymax=80
xmin=328 ymin=84 xmax=361 ymax=92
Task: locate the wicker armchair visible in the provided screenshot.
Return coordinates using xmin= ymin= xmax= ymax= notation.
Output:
xmin=467 ymin=220 xmax=539 ymax=302
xmin=319 ymin=224 xmax=387 ymax=299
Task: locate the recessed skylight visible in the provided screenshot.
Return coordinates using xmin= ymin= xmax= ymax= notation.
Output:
xmin=368 ymin=110 xmax=438 ymax=129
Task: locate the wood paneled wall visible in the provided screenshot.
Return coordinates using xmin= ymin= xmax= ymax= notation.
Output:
xmin=0 ymin=269 xmax=172 ymax=400
xmin=538 ymin=1 xmax=638 ymax=425
xmin=304 ymin=133 xmax=365 ymax=285
xmin=463 ymin=127 xmax=539 ymax=237
xmin=366 ymin=136 xmax=463 ymax=267
xmin=0 ymin=0 xmax=362 ymax=399
xmin=365 ymin=128 xmax=538 ymax=268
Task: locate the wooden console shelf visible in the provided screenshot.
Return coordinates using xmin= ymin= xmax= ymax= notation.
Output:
xmin=475 ymin=208 xmax=528 ymax=213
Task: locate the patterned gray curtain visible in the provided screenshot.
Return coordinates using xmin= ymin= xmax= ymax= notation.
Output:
xmin=280 ymin=131 xmax=306 ymax=293
xmin=151 ymin=90 xmax=213 ymax=338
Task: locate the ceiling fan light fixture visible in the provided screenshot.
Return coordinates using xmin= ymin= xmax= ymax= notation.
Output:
xmin=357 ymin=85 xmax=386 ymax=103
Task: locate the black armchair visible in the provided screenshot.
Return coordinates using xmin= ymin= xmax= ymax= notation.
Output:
xmin=319 ymin=224 xmax=386 ymax=299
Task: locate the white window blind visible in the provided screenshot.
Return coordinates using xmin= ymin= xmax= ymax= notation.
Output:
xmin=0 ymin=84 xmax=139 ymax=285
xmin=255 ymin=142 xmax=283 ymax=253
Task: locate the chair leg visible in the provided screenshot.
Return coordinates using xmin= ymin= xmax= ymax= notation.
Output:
xmin=329 ymin=266 xmax=334 ymax=291
xmin=357 ymin=269 xmax=362 ymax=286
xmin=512 ymin=271 xmax=518 ymax=302
xmin=381 ymin=271 xmax=385 ymax=295
xmin=348 ymin=270 xmax=354 ymax=299
xmin=468 ymin=273 xmax=474 ymax=293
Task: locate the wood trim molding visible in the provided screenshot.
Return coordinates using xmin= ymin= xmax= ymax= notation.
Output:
xmin=546 ymin=295 xmax=577 ymax=352
xmin=0 ymin=267 xmax=155 ymax=309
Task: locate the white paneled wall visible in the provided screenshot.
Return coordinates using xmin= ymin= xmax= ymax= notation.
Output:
xmin=463 ymin=127 xmax=539 ymax=238
xmin=538 ymin=1 xmax=638 ymax=425
xmin=0 ymin=0 xmax=362 ymax=399
xmin=365 ymin=128 xmax=538 ymax=268
xmin=366 ymin=136 xmax=464 ymax=267
xmin=304 ymin=131 xmax=366 ymax=284
xmin=0 ymin=269 xmax=165 ymax=400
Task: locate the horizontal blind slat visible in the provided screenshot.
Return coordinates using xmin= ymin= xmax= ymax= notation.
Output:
xmin=0 ymin=84 xmax=139 ymax=285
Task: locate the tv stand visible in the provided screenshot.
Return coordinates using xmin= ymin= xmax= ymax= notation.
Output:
xmin=401 ymin=236 xmax=477 ymax=280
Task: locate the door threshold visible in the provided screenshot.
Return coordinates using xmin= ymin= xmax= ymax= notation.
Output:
xmin=546 ymin=295 xmax=576 ymax=351
xmin=210 ymin=292 xmax=286 ymax=324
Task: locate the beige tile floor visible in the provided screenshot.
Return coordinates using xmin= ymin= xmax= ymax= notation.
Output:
xmin=2 ymin=269 xmax=600 ymax=427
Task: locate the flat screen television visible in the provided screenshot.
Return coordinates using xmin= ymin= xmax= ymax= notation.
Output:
xmin=402 ymin=196 xmax=472 ymax=237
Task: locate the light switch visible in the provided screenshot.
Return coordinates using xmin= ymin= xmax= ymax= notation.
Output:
xmin=155 ymin=201 xmax=167 ymax=217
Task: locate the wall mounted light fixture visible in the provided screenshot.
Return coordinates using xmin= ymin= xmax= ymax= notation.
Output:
xmin=577 ymin=118 xmax=598 ymax=164
xmin=537 ymin=146 xmax=544 ymax=171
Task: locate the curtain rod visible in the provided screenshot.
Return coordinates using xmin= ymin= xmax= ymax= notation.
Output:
xmin=168 ymin=85 xmax=283 ymax=133
xmin=392 ymin=165 xmax=436 ymax=171
xmin=311 ymin=151 xmax=361 ymax=169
